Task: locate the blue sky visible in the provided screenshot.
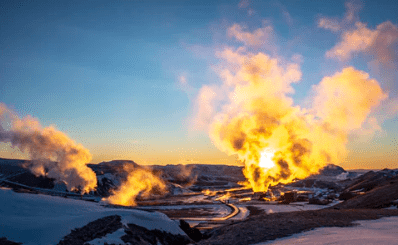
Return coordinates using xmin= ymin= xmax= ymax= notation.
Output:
xmin=1 ymin=0 xmax=398 ymax=169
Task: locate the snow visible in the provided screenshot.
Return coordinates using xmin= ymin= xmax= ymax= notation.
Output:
xmin=184 ymin=194 xmax=210 ymax=203
xmin=254 ymin=217 xmax=398 ymax=245
xmin=0 ymin=187 xmax=186 ymax=245
xmin=87 ymin=228 xmax=126 ymax=245
xmin=336 ymin=172 xmax=349 ymax=180
xmin=140 ymin=204 xmax=230 ymax=217
xmin=249 ymin=201 xmax=341 ymax=214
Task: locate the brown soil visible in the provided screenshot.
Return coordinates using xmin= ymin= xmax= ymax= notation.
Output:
xmin=196 ymin=208 xmax=398 ymax=245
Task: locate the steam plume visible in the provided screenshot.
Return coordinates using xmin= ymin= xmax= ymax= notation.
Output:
xmin=0 ymin=103 xmax=97 ymax=193
xmin=195 ymin=46 xmax=387 ymax=192
xmin=105 ymin=165 xmax=166 ymax=206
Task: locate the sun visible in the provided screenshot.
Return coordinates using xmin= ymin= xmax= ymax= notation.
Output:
xmin=259 ymin=149 xmax=275 ymax=169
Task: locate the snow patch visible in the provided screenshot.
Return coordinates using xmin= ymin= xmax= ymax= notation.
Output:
xmin=254 ymin=217 xmax=398 ymax=245
xmin=87 ymin=228 xmax=126 ymax=245
xmin=336 ymin=172 xmax=349 ymax=180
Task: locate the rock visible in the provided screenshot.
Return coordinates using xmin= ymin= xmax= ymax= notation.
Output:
xmin=122 ymin=223 xmax=191 ymax=245
xmin=333 ymin=179 xmax=398 ymax=209
xmin=344 ymin=169 xmax=398 ymax=193
xmin=289 ymin=179 xmax=342 ymax=191
xmin=296 ymin=195 xmax=308 ymax=202
xmin=309 ymin=197 xmax=331 ymax=205
xmin=179 ymin=220 xmax=203 ymax=242
xmin=339 ymin=191 xmax=357 ymax=201
xmin=279 ymin=191 xmax=297 ymax=204
xmin=58 ymin=215 xmax=122 ymax=245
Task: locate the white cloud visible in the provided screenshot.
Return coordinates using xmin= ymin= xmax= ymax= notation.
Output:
xmin=326 ymin=21 xmax=398 ymax=63
xmin=227 ymin=24 xmax=274 ymax=49
xmin=318 ymin=18 xmax=341 ymax=32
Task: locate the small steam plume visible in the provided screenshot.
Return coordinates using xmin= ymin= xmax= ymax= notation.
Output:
xmin=195 ymin=45 xmax=387 ymax=192
xmin=164 ymin=164 xmax=198 ymax=186
xmin=0 ymin=103 xmax=97 ymax=193
xmin=105 ymin=165 xmax=167 ymax=206
xmin=175 ymin=164 xmax=198 ymax=186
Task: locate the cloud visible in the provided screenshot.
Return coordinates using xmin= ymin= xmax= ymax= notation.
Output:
xmin=176 ymin=73 xmax=196 ymax=98
xmin=238 ymin=0 xmax=249 ymax=9
xmin=227 ymin=24 xmax=274 ymax=49
xmin=326 ymin=21 xmax=398 ymax=64
xmin=178 ymin=75 xmax=187 ymax=86
xmin=344 ymin=1 xmax=361 ymax=22
xmin=371 ymin=97 xmax=398 ymax=122
xmin=193 ymin=85 xmax=219 ymax=129
xmin=274 ymin=2 xmax=294 ymax=26
xmin=370 ymin=22 xmax=398 ymax=65
xmin=247 ymin=8 xmax=255 ymax=16
xmin=282 ymin=9 xmax=293 ymax=26
xmin=326 ymin=22 xmax=379 ymax=60
xmin=318 ymin=18 xmax=341 ymax=32
xmin=317 ymin=1 xmax=361 ymax=32
xmin=237 ymin=0 xmax=255 ymax=16
xmin=317 ymin=1 xmax=398 ymax=65
xmin=311 ymin=67 xmax=388 ymax=131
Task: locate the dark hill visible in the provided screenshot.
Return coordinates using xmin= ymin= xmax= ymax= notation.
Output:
xmin=87 ymin=160 xmax=139 ymax=175
xmin=318 ymin=164 xmax=346 ymax=176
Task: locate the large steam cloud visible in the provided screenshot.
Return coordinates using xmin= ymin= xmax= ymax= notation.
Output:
xmin=195 ymin=36 xmax=388 ymax=192
xmin=0 ymin=103 xmax=97 ymax=193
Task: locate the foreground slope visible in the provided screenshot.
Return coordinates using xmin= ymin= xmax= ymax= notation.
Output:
xmin=0 ymin=188 xmax=188 ymax=245
xmin=196 ymin=209 xmax=398 ymax=245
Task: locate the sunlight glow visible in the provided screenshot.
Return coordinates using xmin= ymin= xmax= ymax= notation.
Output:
xmin=259 ymin=149 xmax=276 ymax=169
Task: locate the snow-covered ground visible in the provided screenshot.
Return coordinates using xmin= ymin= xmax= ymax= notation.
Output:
xmin=254 ymin=217 xmax=398 ymax=245
xmin=184 ymin=194 xmax=210 ymax=203
xmin=0 ymin=187 xmax=185 ymax=245
xmin=139 ymin=204 xmax=231 ymax=217
xmin=248 ymin=200 xmax=341 ymax=214
xmin=87 ymin=228 xmax=126 ymax=245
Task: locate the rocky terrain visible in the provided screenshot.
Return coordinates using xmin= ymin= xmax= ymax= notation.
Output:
xmin=58 ymin=215 xmax=191 ymax=245
xmin=2 ymin=157 xmax=398 ymax=245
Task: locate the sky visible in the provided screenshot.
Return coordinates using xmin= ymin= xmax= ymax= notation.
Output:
xmin=1 ymin=0 xmax=397 ymax=170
